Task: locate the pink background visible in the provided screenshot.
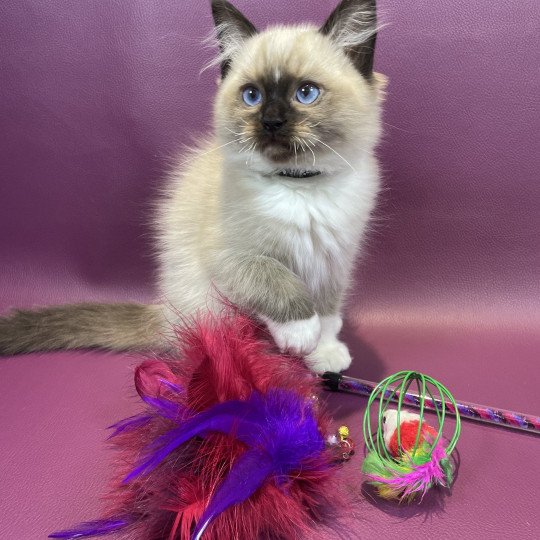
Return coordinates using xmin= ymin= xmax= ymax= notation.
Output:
xmin=1 ymin=1 xmax=538 ymax=538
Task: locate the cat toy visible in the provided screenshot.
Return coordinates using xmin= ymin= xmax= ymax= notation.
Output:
xmin=50 ymin=310 xmax=349 ymax=540
xmin=360 ymin=371 xmax=460 ymax=501
xmin=323 ymin=371 xmax=540 ymax=434
xmin=327 ymin=425 xmax=355 ymax=462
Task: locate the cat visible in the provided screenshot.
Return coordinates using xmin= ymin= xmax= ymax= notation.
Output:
xmin=0 ymin=0 xmax=386 ymax=373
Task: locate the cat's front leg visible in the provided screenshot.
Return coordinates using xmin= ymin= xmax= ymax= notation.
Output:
xmin=305 ymin=314 xmax=352 ymax=373
xmin=259 ymin=313 xmax=321 ymax=356
xmin=216 ymin=255 xmax=321 ymax=356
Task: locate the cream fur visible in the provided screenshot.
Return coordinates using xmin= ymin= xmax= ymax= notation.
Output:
xmin=156 ymin=21 xmax=384 ymax=371
xmin=0 ymin=2 xmax=385 ymax=367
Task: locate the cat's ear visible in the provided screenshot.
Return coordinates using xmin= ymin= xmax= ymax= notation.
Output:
xmin=320 ymin=0 xmax=378 ymax=79
xmin=211 ymin=0 xmax=258 ymax=78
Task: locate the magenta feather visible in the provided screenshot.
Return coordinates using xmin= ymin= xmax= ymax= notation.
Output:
xmin=367 ymin=443 xmax=449 ymax=499
xmin=50 ymin=310 xmax=341 ymax=540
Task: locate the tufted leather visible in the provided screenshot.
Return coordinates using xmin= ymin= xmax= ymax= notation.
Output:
xmin=0 ymin=1 xmax=538 ymax=538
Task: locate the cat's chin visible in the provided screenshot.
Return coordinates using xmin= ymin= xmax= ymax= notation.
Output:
xmin=261 ymin=145 xmax=295 ymax=164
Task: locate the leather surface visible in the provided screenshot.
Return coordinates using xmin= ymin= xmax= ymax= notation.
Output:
xmin=0 ymin=1 xmax=538 ymax=539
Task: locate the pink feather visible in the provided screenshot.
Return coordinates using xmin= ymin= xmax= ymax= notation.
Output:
xmin=53 ymin=309 xmax=344 ymax=540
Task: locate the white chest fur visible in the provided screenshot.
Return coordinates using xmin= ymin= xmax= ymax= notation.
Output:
xmin=247 ymin=165 xmax=378 ymax=295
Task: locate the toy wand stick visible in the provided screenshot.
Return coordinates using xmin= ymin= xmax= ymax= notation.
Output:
xmin=322 ymin=372 xmax=540 ymax=435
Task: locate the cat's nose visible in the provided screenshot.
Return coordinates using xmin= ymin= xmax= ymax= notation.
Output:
xmin=262 ymin=118 xmax=287 ymax=133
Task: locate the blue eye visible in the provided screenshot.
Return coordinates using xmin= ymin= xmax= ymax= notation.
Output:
xmin=296 ymin=83 xmax=320 ymax=105
xmin=242 ymin=86 xmax=262 ymax=106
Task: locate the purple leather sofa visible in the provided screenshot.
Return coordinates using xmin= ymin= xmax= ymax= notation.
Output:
xmin=1 ymin=1 xmax=538 ymax=538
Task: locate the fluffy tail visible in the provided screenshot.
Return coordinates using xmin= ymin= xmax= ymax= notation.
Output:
xmin=0 ymin=303 xmax=165 ymax=355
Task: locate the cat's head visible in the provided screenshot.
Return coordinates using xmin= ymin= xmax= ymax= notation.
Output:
xmin=210 ymin=0 xmax=386 ymax=177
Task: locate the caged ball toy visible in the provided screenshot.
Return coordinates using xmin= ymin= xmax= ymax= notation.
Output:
xmin=361 ymin=371 xmax=461 ymax=502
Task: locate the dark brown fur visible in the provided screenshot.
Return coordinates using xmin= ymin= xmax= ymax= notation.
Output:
xmin=320 ymin=0 xmax=377 ymax=78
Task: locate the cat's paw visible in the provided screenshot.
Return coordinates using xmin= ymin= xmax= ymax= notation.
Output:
xmin=306 ymin=339 xmax=352 ymax=373
xmin=262 ymin=314 xmax=321 ymax=356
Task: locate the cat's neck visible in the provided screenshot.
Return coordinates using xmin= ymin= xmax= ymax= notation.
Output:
xmin=221 ymin=137 xmax=375 ymax=181
xmin=219 ymin=148 xmax=380 ymax=231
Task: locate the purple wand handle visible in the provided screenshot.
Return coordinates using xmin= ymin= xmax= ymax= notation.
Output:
xmin=322 ymin=372 xmax=540 ymax=435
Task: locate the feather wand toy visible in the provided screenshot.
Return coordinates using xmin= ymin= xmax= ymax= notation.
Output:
xmin=50 ymin=311 xmax=351 ymax=540
xmin=322 ymin=371 xmax=540 ymax=435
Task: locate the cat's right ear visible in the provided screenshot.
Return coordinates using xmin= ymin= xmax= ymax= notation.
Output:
xmin=211 ymin=0 xmax=258 ymax=78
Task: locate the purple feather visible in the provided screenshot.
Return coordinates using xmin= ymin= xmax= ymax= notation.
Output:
xmin=48 ymin=518 xmax=130 ymax=538
xmin=140 ymin=394 xmax=187 ymax=420
xmin=190 ymin=389 xmax=325 ymax=539
xmin=126 ymin=389 xmax=325 ymax=539
xmin=126 ymin=390 xmax=323 ymax=485
xmin=124 ymin=399 xmax=260 ymax=482
xmin=156 ymin=377 xmax=184 ymax=394
xmin=52 ymin=389 xmax=325 ymax=539
xmin=107 ymin=394 xmax=186 ymax=439
xmin=192 ymin=450 xmax=274 ymax=540
xmin=107 ymin=413 xmax=152 ymax=439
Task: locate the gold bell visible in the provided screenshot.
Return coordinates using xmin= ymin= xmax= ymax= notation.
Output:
xmin=338 ymin=425 xmax=349 ymax=441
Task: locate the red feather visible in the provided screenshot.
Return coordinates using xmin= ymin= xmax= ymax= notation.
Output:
xmin=388 ymin=420 xmax=438 ymax=456
xmin=98 ymin=310 xmax=341 ymax=540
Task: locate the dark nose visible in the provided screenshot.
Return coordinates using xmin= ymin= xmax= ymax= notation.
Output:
xmin=262 ymin=118 xmax=286 ymax=133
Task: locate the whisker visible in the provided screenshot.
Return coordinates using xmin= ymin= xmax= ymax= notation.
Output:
xmin=178 ymin=138 xmax=244 ymax=167
xmin=223 ymin=126 xmax=244 ymax=136
xmin=292 ymin=135 xmax=317 ymax=169
xmin=309 ymin=136 xmax=358 ymax=174
xmin=302 ymin=138 xmax=317 ymax=167
xmin=297 ymin=138 xmax=306 ymax=153
xmin=382 ymin=121 xmax=413 ymax=133
xmin=242 ymin=139 xmax=255 ymax=165
xmin=239 ymin=143 xmax=251 ymax=154
xmin=248 ymin=142 xmax=257 ymax=166
xmin=300 ymin=132 xmax=372 ymax=157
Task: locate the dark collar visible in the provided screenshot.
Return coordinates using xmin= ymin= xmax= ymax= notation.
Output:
xmin=276 ymin=169 xmax=322 ymax=179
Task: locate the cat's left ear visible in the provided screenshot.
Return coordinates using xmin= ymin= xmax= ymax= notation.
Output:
xmin=320 ymin=0 xmax=378 ymax=80
xmin=211 ymin=0 xmax=258 ymax=78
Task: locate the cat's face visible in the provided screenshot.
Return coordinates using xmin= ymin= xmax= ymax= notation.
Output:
xmin=211 ymin=0 xmax=385 ymax=175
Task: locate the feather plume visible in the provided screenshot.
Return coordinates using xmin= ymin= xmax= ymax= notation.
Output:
xmin=49 ymin=519 xmax=131 ymax=538
xmin=50 ymin=310 xmax=340 ymax=540
xmin=363 ymin=442 xmax=452 ymax=501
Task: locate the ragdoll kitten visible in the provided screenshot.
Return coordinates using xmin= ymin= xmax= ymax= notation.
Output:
xmin=0 ymin=0 xmax=385 ymax=373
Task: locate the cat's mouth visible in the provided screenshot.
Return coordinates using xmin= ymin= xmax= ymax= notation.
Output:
xmin=258 ymin=137 xmax=298 ymax=163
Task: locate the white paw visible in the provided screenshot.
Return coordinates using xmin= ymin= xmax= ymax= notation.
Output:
xmin=306 ymin=339 xmax=352 ymax=374
xmin=262 ymin=314 xmax=321 ymax=356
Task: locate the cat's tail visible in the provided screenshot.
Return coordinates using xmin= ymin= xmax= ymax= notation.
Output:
xmin=0 ymin=303 xmax=166 ymax=355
